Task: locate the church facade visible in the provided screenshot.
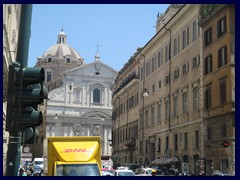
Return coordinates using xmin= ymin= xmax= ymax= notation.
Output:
xmin=30 ymin=30 xmax=117 ymax=163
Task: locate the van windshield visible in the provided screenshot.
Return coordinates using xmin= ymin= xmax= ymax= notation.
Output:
xmin=56 ymin=164 xmax=100 ymax=176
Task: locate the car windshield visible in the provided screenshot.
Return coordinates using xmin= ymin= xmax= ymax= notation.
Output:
xmin=118 ymin=171 xmax=135 ymax=176
xmin=56 ymin=164 xmax=100 ymax=176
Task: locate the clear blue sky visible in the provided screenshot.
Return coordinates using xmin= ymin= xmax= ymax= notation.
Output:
xmin=28 ymin=4 xmax=170 ymax=71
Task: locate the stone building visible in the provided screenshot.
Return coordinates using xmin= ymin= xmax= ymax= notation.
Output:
xmin=199 ymin=4 xmax=235 ymax=175
xmin=3 ymin=4 xmax=22 ymax=175
xmin=30 ymin=30 xmax=117 ymax=164
xmin=111 ymin=4 xmax=235 ymax=175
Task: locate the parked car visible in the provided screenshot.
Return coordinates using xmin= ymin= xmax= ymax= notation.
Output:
xmin=135 ymin=168 xmax=152 ymax=176
xmin=101 ymin=171 xmax=114 ymax=176
xmin=114 ymin=170 xmax=135 ymax=176
xmin=116 ymin=166 xmax=129 ymax=170
xmin=123 ymin=163 xmax=140 ymax=172
xmin=212 ymin=172 xmax=231 ymax=176
xmin=101 ymin=168 xmax=115 ymax=176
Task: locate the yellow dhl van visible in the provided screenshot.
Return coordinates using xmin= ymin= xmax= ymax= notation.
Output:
xmin=47 ymin=136 xmax=101 ymax=176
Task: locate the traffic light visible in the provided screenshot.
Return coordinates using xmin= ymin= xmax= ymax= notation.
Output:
xmin=22 ymin=127 xmax=39 ymax=144
xmin=6 ymin=62 xmax=20 ymax=132
xmin=20 ymin=65 xmax=48 ymax=144
xmin=6 ymin=62 xmax=48 ymax=144
xmin=222 ymin=140 xmax=229 ymax=148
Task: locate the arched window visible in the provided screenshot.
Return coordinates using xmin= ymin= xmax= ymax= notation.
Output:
xmin=93 ymin=88 xmax=100 ymax=103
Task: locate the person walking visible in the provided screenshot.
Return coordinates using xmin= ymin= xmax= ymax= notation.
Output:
xmin=19 ymin=168 xmax=27 ymax=176
xmin=151 ymin=169 xmax=157 ymax=176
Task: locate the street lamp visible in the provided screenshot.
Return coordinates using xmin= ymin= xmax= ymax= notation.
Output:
xmin=143 ymin=88 xmax=149 ymax=98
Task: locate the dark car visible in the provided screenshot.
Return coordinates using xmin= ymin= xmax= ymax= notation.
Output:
xmin=123 ymin=164 xmax=140 ymax=172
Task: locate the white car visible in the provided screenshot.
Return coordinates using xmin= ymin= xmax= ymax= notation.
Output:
xmin=114 ymin=170 xmax=135 ymax=176
xmin=101 ymin=171 xmax=114 ymax=176
xmin=117 ymin=166 xmax=129 ymax=170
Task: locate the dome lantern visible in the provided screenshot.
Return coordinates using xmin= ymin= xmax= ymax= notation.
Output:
xmin=57 ymin=29 xmax=67 ymax=44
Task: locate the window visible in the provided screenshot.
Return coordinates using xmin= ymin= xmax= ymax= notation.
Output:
xmin=140 ymin=112 xmax=144 ymax=129
xmin=220 ymin=78 xmax=227 ymax=104
xmin=165 ymin=74 xmax=170 ymax=85
xmin=174 ymin=134 xmax=178 ymax=151
xmin=173 ymin=96 xmax=178 ymax=117
xmin=47 ymin=72 xmax=51 ymax=82
xmin=158 ymin=138 xmax=161 ymax=152
xmin=74 ymin=88 xmax=81 ymax=101
xmin=193 ymin=87 xmax=199 ymax=111
xmin=173 ymin=38 xmax=178 ymax=56
xmin=218 ymin=46 xmax=227 ymax=68
xmin=152 ymin=57 xmax=155 ymax=73
xmin=66 ymin=58 xmax=71 ymax=63
xmin=145 ymin=110 xmax=149 ymax=127
xmin=157 ymin=104 xmax=161 ymax=123
xmin=192 ymin=55 xmax=200 ymax=68
xmin=217 ymin=16 xmax=226 ymax=37
xmin=158 ymin=52 xmax=161 ymax=68
xmin=93 ymin=88 xmax=100 ymax=104
xmin=145 ymin=140 xmax=148 ymax=153
xmin=205 ymin=84 xmax=212 ymax=110
xmin=192 ymin=21 xmax=197 ymax=41
xmin=174 ymin=69 xmax=179 ymax=79
xmin=207 ymin=125 xmax=212 ymax=140
xmin=205 ymin=55 xmax=212 ymax=75
xmin=165 ymin=136 xmax=169 ymax=149
xmin=187 ymin=27 xmax=189 ymax=46
xmin=177 ymin=35 xmax=180 ymax=53
xmin=182 ymin=30 xmax=186 ymax=49
xmin=165 ymin=99 xmax=170 ymax=120
xmin=165 ymin=45 xmax=169 ymax=62
xmin=184 ymin=132 xmax=188 ymax=149
xmin=183 ymin=92 xmax=188 ymax=114
xmin=182 ymin=62 xmax=189 ymax=75
xmin=204 ymin=27 xmax=212 ymax=46
xmin=151 ymin=106 xmax=155 ymax=126
xmin=146 ymin=62 xmax=149 ymax=76
xmin=195 ymin=130 xmax=199 ymax=148
xmin=221 ymin=123 xmax=227 ymax=138
xmin=48 ymin=57 xmax=52 ymax=62
xmin=158 ymin=81 xmax=162 ymax=89
xmin=152 ymin=84 xmax=155 ymax=93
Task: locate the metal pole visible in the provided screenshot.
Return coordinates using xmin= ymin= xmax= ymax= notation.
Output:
xmin=16 ymin=4 xmax=33 ymax=67
xmin=6 ymin=4 xmax=32 ymax=176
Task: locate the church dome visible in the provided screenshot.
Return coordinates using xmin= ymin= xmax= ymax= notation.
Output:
xmin=41 ymin=30 xmax=83 ymax=62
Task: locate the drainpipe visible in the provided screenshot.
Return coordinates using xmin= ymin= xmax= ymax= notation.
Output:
xmin=164 ymin=24 xmax=172 ymax=133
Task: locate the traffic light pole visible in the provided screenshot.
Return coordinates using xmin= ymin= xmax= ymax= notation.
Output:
xmin=6 ymin=4 xmax=32 ymax=176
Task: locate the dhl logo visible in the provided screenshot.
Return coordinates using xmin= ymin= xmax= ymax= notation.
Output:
xmin=60 ymin=148 xmax=93 ymax=153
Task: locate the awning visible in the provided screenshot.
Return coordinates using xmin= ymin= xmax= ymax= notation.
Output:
xmin=151 ymin=157 xmax=164 ymax=164
xmin=152 ymin=156 xmax=179 ymax=165
xmin=162 ymin=157 xmax=179 ymax=165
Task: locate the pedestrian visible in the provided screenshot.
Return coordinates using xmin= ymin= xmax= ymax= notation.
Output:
xmin=27 ymin=170 xmax=32 ymax=176
xmin=151 ymin=169 xmax=157 ymax=176
xmin=19 ymin=168 xmax=27 ymax=176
